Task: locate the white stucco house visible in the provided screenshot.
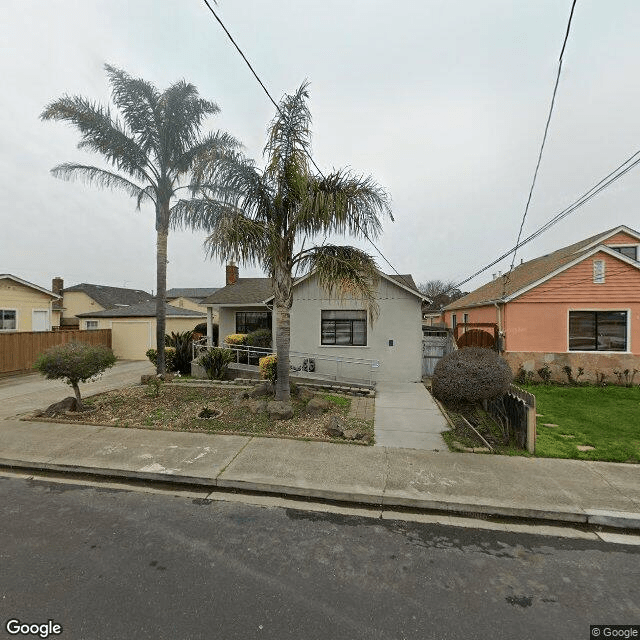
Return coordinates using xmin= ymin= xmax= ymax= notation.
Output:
xmin=201 ymin=265 xmax=426 ymax=384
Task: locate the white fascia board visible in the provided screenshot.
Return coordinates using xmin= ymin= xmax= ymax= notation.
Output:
xmin=575 ymin=225 xmax=640 ymax=254
xmin=0 ymin=274 xmax=60 ymax=299
xmin=504 ymin=245 xmax=640 ymax=302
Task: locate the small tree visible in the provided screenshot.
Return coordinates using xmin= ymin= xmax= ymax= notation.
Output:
xmin=34 ymin=343 xmax=117 ymax=410
xmin=197 ymin=347 xmax=235 ymax=380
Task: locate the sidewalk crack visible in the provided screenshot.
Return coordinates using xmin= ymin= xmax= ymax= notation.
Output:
xmin=584 ymin=462 xmax=640 ymax=509
xmin=216 ymin=437 xmax=253 ymax=480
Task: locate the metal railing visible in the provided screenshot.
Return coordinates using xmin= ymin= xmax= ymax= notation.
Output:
xmin=192 ymin=338 xmax=379 ymax=386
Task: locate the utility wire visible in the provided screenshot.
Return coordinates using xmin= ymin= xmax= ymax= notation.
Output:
xmin=451 ymin=148 xmax=640 ymax=292
xmin=201 ymin=0 xmax=416 ymax=291
xmin=507 ymin=0 xmax=578 ymax=277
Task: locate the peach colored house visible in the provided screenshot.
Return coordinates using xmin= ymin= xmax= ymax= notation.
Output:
xmin=444 ymin=225 xmax=640 ymax=381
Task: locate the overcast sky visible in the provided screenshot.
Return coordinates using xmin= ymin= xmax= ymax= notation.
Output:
xmin=2 ymin=0 xmax=639 ymax=294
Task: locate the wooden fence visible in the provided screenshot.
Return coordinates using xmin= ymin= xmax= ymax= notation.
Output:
xmin=487 ymin=384 xmax=536 ymax=453
xmin=0 ymin=329 xmax=112 ymax=376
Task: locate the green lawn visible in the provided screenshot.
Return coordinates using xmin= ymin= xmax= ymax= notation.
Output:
xmin=528 ymin=385 xmax=640 ymax=463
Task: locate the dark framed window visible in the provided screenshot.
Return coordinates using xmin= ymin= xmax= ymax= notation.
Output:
xmin=0 ymin=309 xmax=17 ymax=330
xmin=612 ymin=246 xmax=638 ymax=261
xmin=452 ymin=314 xmax=457 ymax=329
xmin=321 ymin=310 xmax=367 ymax=346
xmin=235 ymin=311 xmax=271 ymax=334
xmin=569 ymin=311 xmax=627 ymax=351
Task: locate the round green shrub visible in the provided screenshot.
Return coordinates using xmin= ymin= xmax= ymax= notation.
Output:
xmin=432 ymin=347 xmax=512 ymax=405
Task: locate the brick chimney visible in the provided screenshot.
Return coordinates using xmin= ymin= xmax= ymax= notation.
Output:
xmin=52 ymin=277 xmax=63 ymax=296
xmin=226 ymin=262 xmax=239 ymax=286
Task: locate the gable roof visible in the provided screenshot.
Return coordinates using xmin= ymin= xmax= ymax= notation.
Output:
xmin=446 ymin=225 xmax=640 ymax=310
xmin=0 ymin=274 xmax=60 ymax=299
xmin=202 ymin=278 xmax=274 ymax=306
xmin=63 ymin=283 xmax=152 ymax=309
xmin=203 ymin=272 xmax=424 ymax=307
xmin=166 ymin=287 xmax=220 ymax=300
xmin=77 ymin=301 xmax=206 ymax=318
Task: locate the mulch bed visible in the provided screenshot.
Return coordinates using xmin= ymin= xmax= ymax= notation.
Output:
xmin=26 ymin=385 xmax=374 ymax=445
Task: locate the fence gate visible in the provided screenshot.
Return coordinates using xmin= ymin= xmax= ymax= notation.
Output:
xmin=422 ymin=335 xmax=448 ymax=377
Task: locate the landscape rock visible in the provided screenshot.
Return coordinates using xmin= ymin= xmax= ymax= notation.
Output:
xmin=326 ymin=415 xmax=345 ymax=438
xmin=250 ymin=382 xmax=274 ymax=398
xmin=42 ymin=396 xmax=78 ymax=416
xmin=233 ymin=390 xmax=251 ymax=405
xmin=266 ymin=401 xmax=294 ymax=420
xmin=304 ymin=397 xmax=331 ymax=417
xmin=249 ymin=400 xmax=268 ymax=414
xmin=342 ymin=429 xmax=359 ymax=440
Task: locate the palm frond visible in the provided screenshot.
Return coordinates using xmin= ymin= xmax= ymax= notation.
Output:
xmin=50 ymin=163 xmax=151 ymax=203
xmin=203 ymin=212 xmax=270 ymax=270
xmin=295 ymin=244 xmax=380 ymax=320
xmin=192 ymin=151 xmax=275 ymax=225
xmin=41 ymin=95 xmax=149 ymax=182
xmin=159 ymin=79 xmax=220 ymax=165
xmin=264 ymin=82 xmax=312 ymax=190
xmin=105 ymin=64 xmax=161 ymax=156
xmin=174 ymin=130 xmax=241 ymax=177
xmin=296 ymin=169 xmax=392 ymax=241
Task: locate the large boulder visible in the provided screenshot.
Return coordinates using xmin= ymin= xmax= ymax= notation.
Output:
xmin=266 ymin=401 xmax=293 ymax=420
xmin=250 ymin=382 xmax=274 ymax=398
xmin=304 ymin=397 xmax=331 ymax=417
xmin=42 ymin=396 xmax=78 ymax=416
xmin=326 ymin=415 xmax=345 ymax=438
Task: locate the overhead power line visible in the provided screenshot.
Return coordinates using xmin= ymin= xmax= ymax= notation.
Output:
xmin=451 ymin=148 xmax=640 ymax=292
xmin=200 ymin=0 xmax=415 ymax=290
xmin=508 ymin=0 xmax=578 ymax=274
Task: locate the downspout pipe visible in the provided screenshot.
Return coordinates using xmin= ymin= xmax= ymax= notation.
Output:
xmin=494 ymin=301 xmax=505 ymax=353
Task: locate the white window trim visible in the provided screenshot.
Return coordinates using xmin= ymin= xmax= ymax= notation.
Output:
xmin=85 ymin=320 xmax=99 ymax=330
xmin=593 ymin=259 xmax=605 ymax=284
xmin=319 ymin=309 xmax=369 ymax=347
xmin=566 ymin=308 xmax=631 ymax=353
xmin=0 ymin=308 xmax=18 ymax=332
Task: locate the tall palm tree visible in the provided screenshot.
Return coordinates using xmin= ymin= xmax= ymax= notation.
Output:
xmin=175 ymin=83 xmax=392 ymax=403
xmin=41 ymin=64 xmax=239 ymax=373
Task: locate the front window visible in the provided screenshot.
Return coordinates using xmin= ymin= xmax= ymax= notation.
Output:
xmin=321 ymin=310 xmax=367 ymax=346
xmin=235 ymin=311 xmax=271 ymax=334
xmin=0 ymin=310 xmax=17 ymax=330
xmin=452 ymin=314 xmax=457 ymax=329
xmin=86 ymin=320 xmax=99 ymax=330
xmin=569 ymin=311 xmax=627 ymax=351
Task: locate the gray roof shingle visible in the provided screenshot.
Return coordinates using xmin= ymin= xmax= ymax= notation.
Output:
xmin=77 ymin=301 xmax=206 ymax=318
xmin=166 ymin=287 xmax=220 ymax=300
xmin=63 ymin=283 xmax=152 ymax=309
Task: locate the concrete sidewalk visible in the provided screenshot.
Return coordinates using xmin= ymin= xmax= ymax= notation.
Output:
xmin=1 ymin=418 xmax=639 ymax=530
xmin=374 ymin=382 xmax=448 ymax=450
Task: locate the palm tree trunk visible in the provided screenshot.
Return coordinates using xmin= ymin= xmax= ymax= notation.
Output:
xmin=273 ymin=263 xmax=293 ymax=402
xmin=274 ymin=303 xmax=291 ymax=402
xmin=156 ymin=224 xmax=168 ymax=375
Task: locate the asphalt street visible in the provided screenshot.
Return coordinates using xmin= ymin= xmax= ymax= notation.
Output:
xmin=0 ymin=475 xmax=638 ymax=640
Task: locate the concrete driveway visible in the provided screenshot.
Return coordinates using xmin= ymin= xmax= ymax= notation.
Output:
xmin=374 ymin=382 xmax=449 ymax=450
xmin=0 ymin=360 xmax=153 ymax=419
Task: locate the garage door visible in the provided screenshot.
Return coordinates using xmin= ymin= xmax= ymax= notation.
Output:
xmin=111 ymin=321 xmax=152 ymax=360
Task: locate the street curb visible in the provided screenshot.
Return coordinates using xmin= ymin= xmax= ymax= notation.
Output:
xmin=3 ymin=458 xmax=640 ymax=530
